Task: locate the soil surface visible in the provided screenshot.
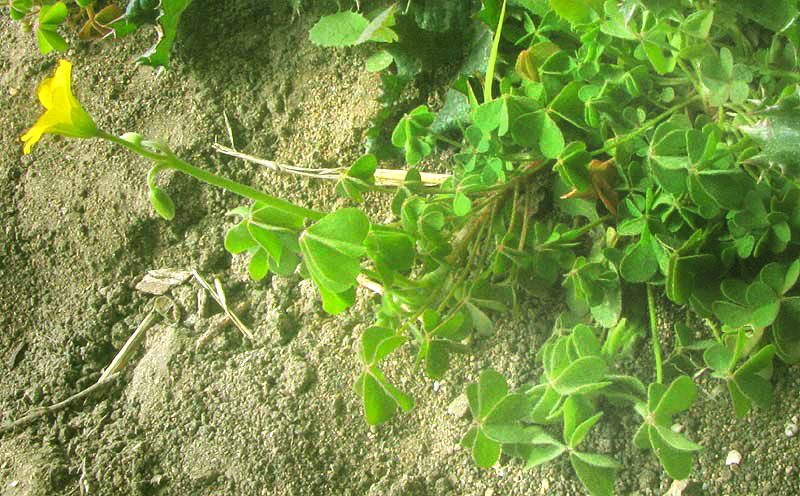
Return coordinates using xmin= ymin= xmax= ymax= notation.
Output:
xmin=1 ymin=1 xmax=799 ymax=495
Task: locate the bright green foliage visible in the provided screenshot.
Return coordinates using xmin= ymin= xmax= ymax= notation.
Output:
xmin=215 ymin=0 xmax=800 ymax=489
xmin=10 ymin=0 xmax=33 ymax=20
xmin=355 ymin=326 xmax=414 ymax=425
xmin=37 ymin=2 xmax=68 ymax=54
xmin=135 ymin=0 xmax=193 ymax=67
xmin=633 ymin=376 xmax=701 ymax=480
xmin=35 ymin=0 xmax=800 ymax=491
xmin=461 ymin=369 xmax=531 ymax=468
xmin=704 ymin=331 xmax=776 ymax=418
xmin=337 ymin=154 xmax=377 ymax=203
xmin=549 ymin=0 xmax=603 ymax=24
xmin=391 ymin=105 xmax=434 ymax=165
xmin=700 ymin=47 xmax=753 ymax=106
xmin=225 ymin=202 xmax=305 ymax=282
xmin=309 ymin=11 xmax=370 ymax=47
xmin=299 ymin=208 xmax=369 ymax=314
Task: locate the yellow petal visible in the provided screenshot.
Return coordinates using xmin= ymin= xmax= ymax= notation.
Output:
xmin=37 ymin=76 xmax=56 ymax=109
xmin=21 ymin=125 xmax=45 ymax=154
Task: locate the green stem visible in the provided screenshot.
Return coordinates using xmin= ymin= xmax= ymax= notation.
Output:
xmin=101 ymin=131 xmax=325 ymax=221
xmin=647 ymin=284 xmax=663 ymax=385
xmin=542 ymin=214 xmax=613 ymax=247
xmin=430 ymin=131 xmax=464 ymax=149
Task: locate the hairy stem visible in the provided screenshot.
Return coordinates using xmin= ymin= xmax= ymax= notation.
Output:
xmin=647 ymin=284 xmax=663 ymax=385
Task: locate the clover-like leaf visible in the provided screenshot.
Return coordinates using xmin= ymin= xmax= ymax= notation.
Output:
xmin=391 ymin=105 xmax=434 ymax=165
xmin=700 ymin=47 xmax=753 ymax=106
xmin=299 ymin=208 xmax=368 ymax=295
xmin=648 ymin=425 xmax=694 ymax=480
xmin=512 ymin=110 xmax=564 ymax=158
xmin=356 ymin=366 xmax=414 ymax=426
xmin=570 ymin=451 xmax=618 ymax=496
xmin=551 ymin=356 xmax=608 ymax=396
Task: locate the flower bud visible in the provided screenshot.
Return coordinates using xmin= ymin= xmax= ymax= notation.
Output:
xmin=149 ymin=187 xmax=176 ymax=220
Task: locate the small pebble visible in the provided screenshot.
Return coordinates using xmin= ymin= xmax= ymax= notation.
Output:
xmin=671 ymin=423 xmax=684 ymax=433
xmin=447 ymin=394 xmax=470 ymax=419
xmin=725 ymin=449 xmax=742 ymax=466
xmin=785 ymin=422 xmax=798 ymax=437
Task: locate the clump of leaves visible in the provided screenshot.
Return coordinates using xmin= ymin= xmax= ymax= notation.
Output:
xmin=32 ymin=0 xmax=800 ymax=491
xmin=5 ymin=0 xmax=193 ymax=67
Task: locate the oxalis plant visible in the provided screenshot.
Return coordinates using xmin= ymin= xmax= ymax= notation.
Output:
xmin=18 ymin=0 xmax=800 ymax=494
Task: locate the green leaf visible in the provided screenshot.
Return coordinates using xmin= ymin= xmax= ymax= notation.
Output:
xmin=485 ymin=393 xmax=531 ymax=425
xmin=681 ymin=9 xmax=714 ymax=39
xmin=570 ymin=411 xmax=603 ymax=449
xmin=703 ymin=343 xmax=734 ymax=373
xmin=477 ymin=368 xmax=508 ymax=420
xmin=653 ymin=424 xmax=703 ymax=452
xmin=309 ymin=11 xmax=369 ymax=47
xmin=512 ymin=111 xmax=564 ymax=158
xmin=642 ymin=28 xmax=677 ymax=75
xmin=550 ymin=81 xmax=587 ymax=129
xmin=299 ymin=208 xmax=369 ymax=295
xmin=648 ymin=425 xmax=694 ymax=480
xmin=453 ymin=191 xmax=472 ymax=216
xmin=424 ymin=340 xmax=450 ymax=379
xmin=549 ymin=0 xmax=603 ymax=23
xmin=248 ymin=223 xmax=282 ymax=263
xmin=248 ymin=248 xmax=269 ymax=281
xmin=745 ymin=281 xmax=780 ymax=327
xmin=36 ymin=28 xmax=68 ymax=54
xmin=471 ymin=428 xmax=502 ymax=468
xmin=700 ymin=47 xmax=753 ymax=106
xmin=520 ymin=442 xmax=567 ymax=468
xmin=601 ymin=0 xmax=637 ymax=40
xmin=366 ymin=50 xmax=394 ymax=72
xmin=712 ymin=300 xmax=754 ymax=328
xmin=552 ymin=356 xmax=607 ymax=396
xmin=570 ymin=452 xmax=617 ymax=496
xmin=357 ymin=4 xmax=398 ymax=43
xmin=727 ymin=379 xmax=753 ymax=418
xmin=735 ymin=344 xmax=776 ymax=376
xmin=360 ymin=326 xmax=407 ymax=365
xmin=466 ymin=302 xmax=493 ymax=336
xmin=358 ymin=368 xmax=414 ymax=426
xmin=317 ymin=285 xmax=355 ymax=315
xmin=39 ymin=1 xmax=67 ymax=25
xmin=773 ymin=296 xmax=800 ymax=363
xmin=692 ymin=170 xmax=752 ymax=210
xmin=654 ymin=375 xmax=696 ymax=421
xmin=733 ymin=373 xmax=773 ymax=410
xmin=556 ymin=145 xmax=592 ymax=192
xmin=136 ymin=0 xmax=193 ymax=68
xmin=224 ymin=222 xmax=256 ymax=254
xmin=741 ymin=96 xmax=800 ymax=178
xmin=717 ymin=0 xmax=798 ymax=32
xmin=392 ymin=106 xmax=434 ymax=165
xmin=365 ymin=227 xmax=415 ymax=275
xmin=620 ymin=235 xmax=659 ymax=283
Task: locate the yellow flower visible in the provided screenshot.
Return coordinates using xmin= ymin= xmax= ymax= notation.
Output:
xmin=21 ymin=59 xmax=98 ymax=154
